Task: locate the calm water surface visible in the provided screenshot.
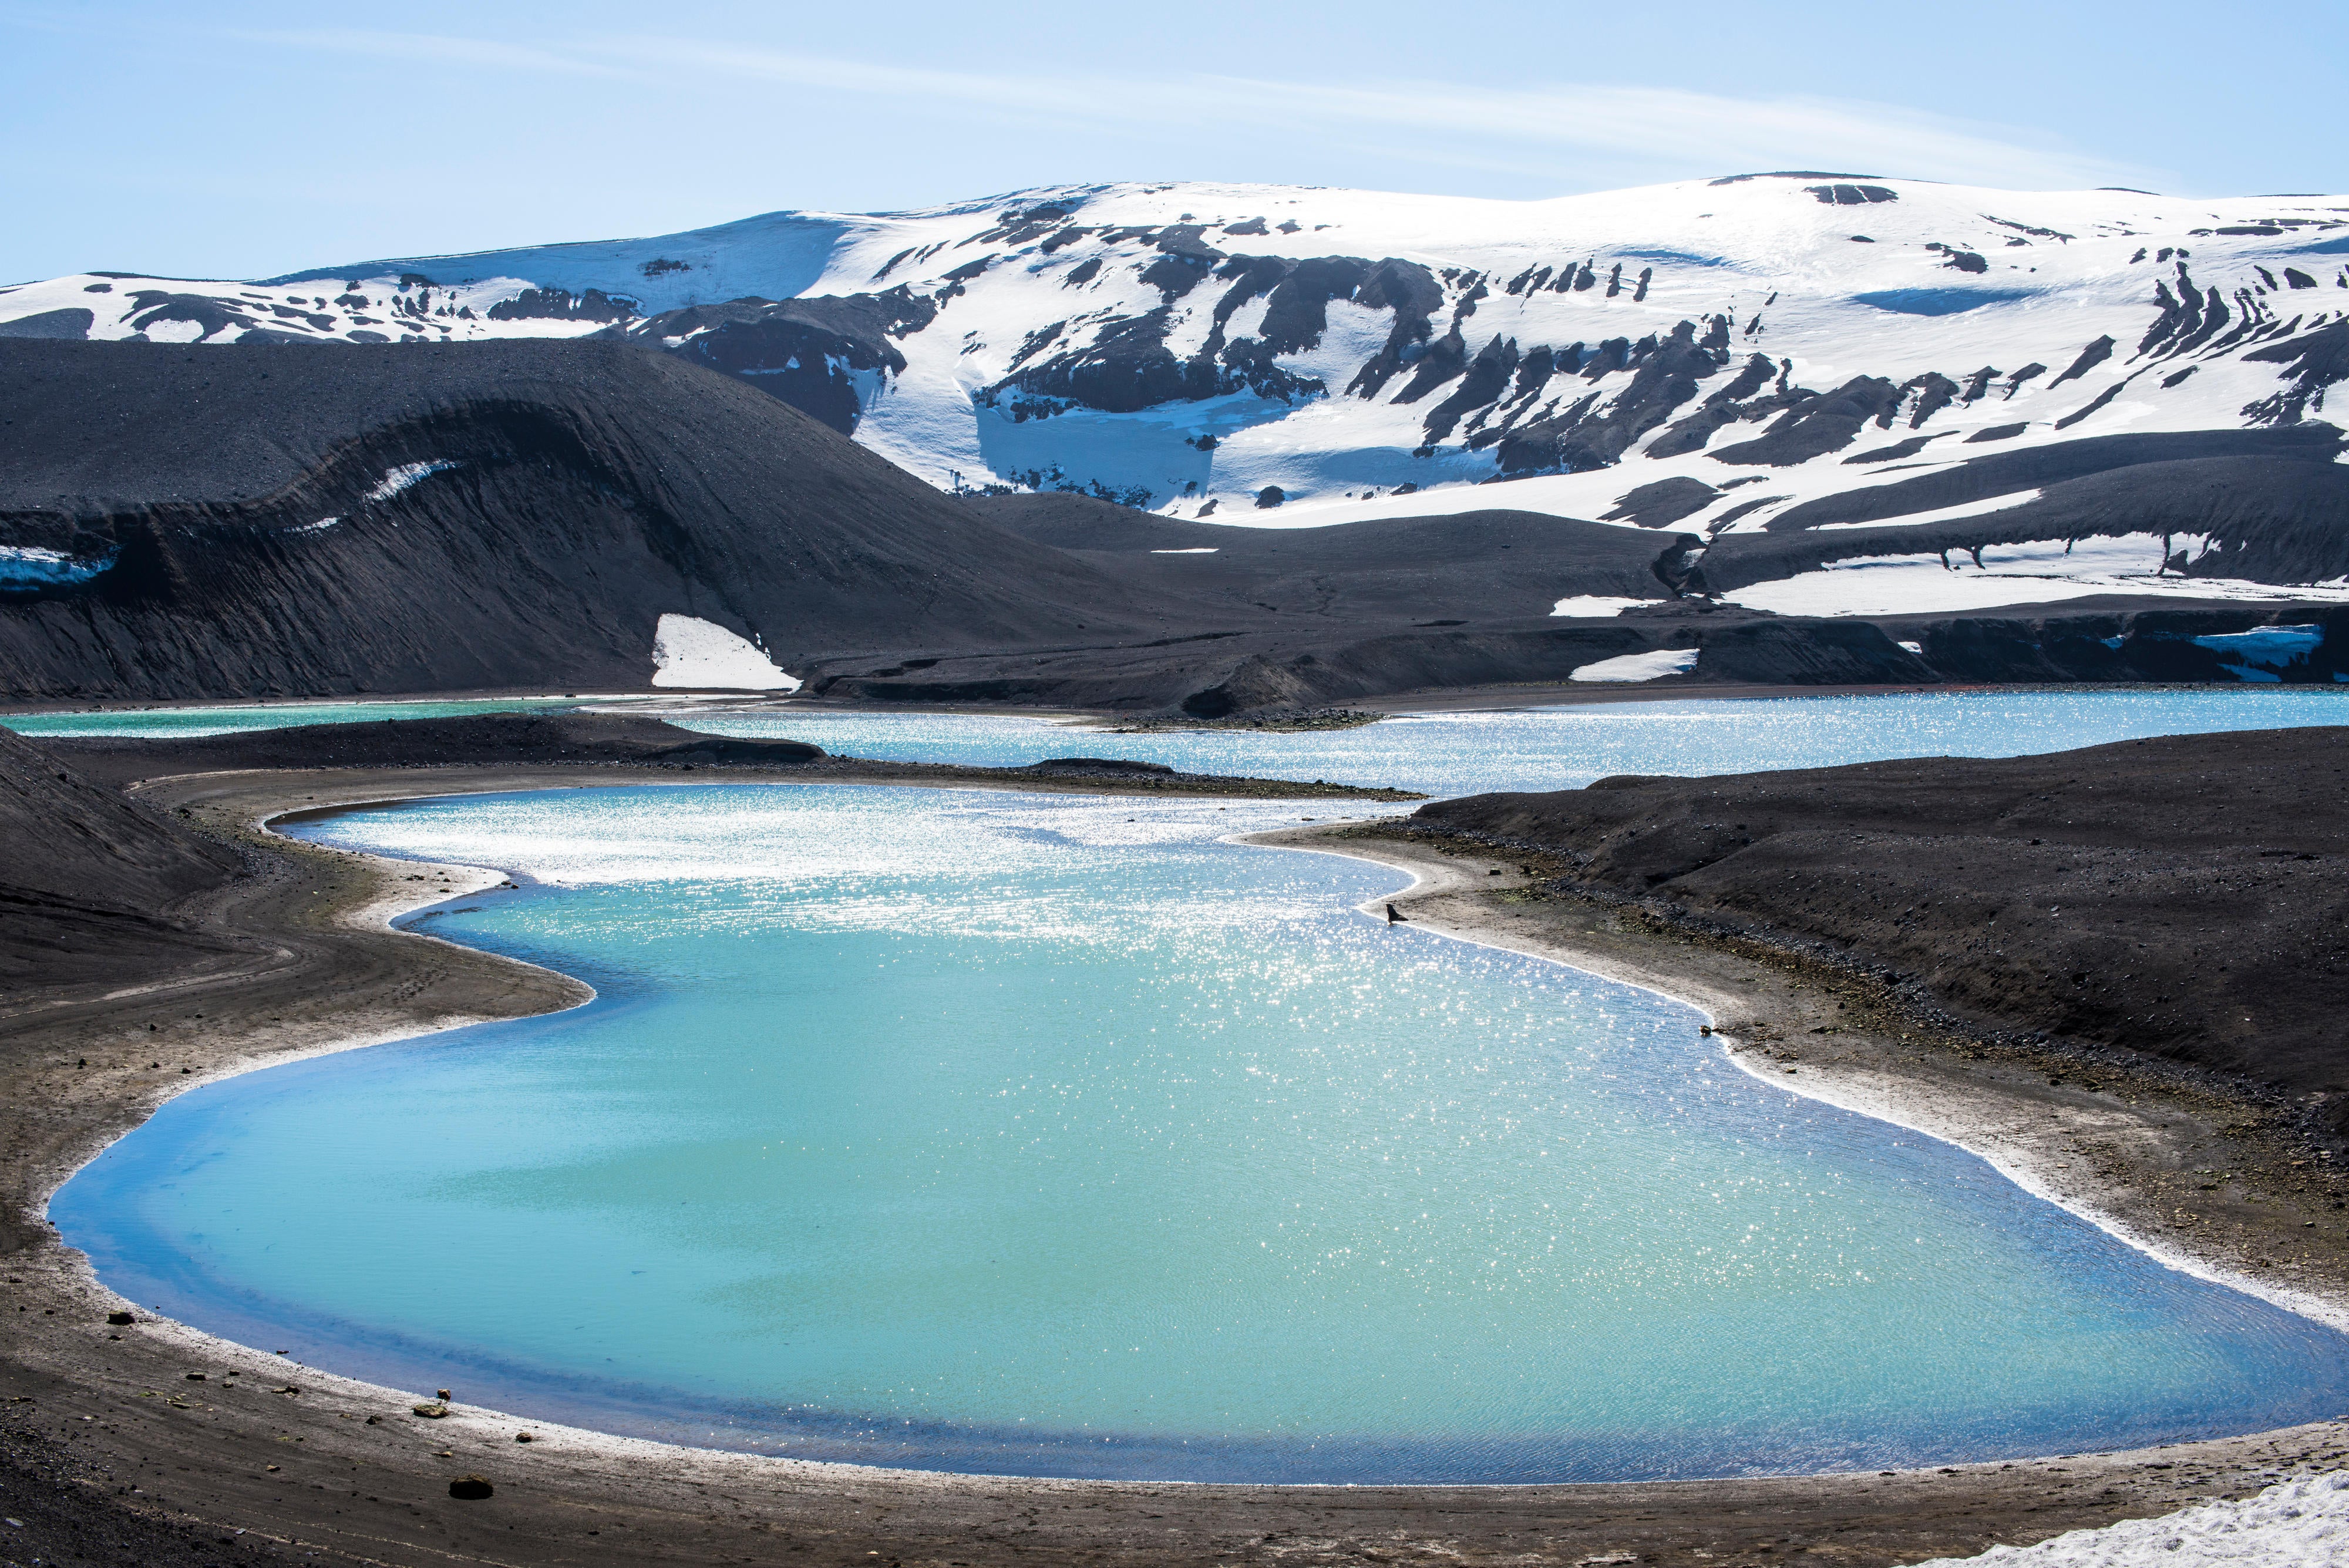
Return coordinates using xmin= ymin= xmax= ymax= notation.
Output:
xmin=52 ymin=778 xmax=2349 ymax=1482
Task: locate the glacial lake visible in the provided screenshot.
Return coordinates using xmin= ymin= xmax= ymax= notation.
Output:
xmin=49 ymin=688 xmax=2349 ymax=1482
xmin=9 ymin=686 xmax=2349 ymax=799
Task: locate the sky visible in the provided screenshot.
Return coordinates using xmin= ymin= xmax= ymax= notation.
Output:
xmin=4 ymin=0 xmax=2344 ymax=283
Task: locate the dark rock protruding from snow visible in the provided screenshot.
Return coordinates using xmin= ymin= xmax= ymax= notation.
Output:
xmin=1603 ymin=477 xmax=1719 ymax=528
xmin=1709 ymin=376 xmax=1900 ymax=466
xmin=1495 ymin=321 xmax=1725 ymax=473
xmin=613 ymin=287 xmax=938 ymax=434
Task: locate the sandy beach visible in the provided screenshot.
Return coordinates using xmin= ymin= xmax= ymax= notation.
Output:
xmin=5 ymin=759 xmax=2348 ymax=1567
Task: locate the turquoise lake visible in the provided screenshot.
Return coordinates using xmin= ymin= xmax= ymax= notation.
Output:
xmin=48 ymin=694 xmax=2349 ymax=1480
xmin=9 ymin=687 xmax=2349 ymax=798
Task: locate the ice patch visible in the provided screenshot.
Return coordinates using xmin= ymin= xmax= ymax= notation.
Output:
xmin=1898 ymin=640 xmax=1924 ymax=654
xmin=649 ymin=614 xmax=802 ymax=691
xmin=1550 ymin=595 xmax=1650 ymax=618
xmin=1900 ymin=1469 xmax=2349 ymax=1567
xmin=363 ymin=460 xmax=462 ymax=503
xmin=1852 ymin=288 xmax=2037 ymax=315
xmin=1150 ymin=547 xmax=1220 ymax=554
xmin=2191 ymin=623 xmax=2324 ymax=676
xmin=0 ymin=545 xmax=115 ymax=590
xmin=1569 ymin=647 xmax=1698 ymax=682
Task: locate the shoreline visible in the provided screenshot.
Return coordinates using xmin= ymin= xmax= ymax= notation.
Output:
xmin=5 ymin=763 xmax=2348 ymax=1566
xmin=1264 ymin=825 xmax=2349 ymax=1335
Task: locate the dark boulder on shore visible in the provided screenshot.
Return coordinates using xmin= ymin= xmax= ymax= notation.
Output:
xmin=1411 ymin=726 xmax=2349 ymax=1133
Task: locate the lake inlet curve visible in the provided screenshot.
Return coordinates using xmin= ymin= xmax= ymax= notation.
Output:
xmin=51 ymin=783 xmax=2349 ymax=1482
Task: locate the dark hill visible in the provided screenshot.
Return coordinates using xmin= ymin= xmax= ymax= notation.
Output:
xmin=46 ymin=712 xmax=824 ymax=789
xmin=965 ymin=493 xmax=1691 ymax=622
xmin=1409 ymin=728 xmax=2349 ymax=1132
xmin=0 ymin=339 xmax=1193 ymax=702
xmin=1707 ymin=453 xmax=2349 ymax=593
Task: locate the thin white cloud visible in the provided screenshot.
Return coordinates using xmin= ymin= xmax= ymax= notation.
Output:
xmin=239 ymin=28 xmax=2155 ymax=193
xmin=235 ymin=28 xmax=638 ymax=80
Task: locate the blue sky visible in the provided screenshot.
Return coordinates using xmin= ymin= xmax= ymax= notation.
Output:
xmin=4 ymin=0 xmax=2342 ymax=282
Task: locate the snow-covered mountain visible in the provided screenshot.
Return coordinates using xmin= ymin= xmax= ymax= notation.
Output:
xmin=8 ymin=173 xmax=2349 ymax=620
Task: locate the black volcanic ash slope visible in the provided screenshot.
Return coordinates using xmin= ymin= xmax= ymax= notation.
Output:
xmin=0 ymin=725 xmax=242 ymax=995
xmin=965 ymin=490 xmax=1694 ymax=623
xmin=0 ymin=339 xmax=1190 ymax=701
xmin=1410 ymin=728 xmax=2349 ymax=1132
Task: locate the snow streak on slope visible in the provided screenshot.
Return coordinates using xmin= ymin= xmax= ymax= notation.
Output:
xmin=8 ymin=175 xmax=2349 ymax=615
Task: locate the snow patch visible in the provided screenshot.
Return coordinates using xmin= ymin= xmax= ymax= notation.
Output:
xmin=1550 ymin=595 xmax=1650 ymax=618
xmin=1900 ymin=1469 xmax=2349 ymax=1567
xmin=290 ymin=517 xmax=340 ymax=534
xmin=1815 ymin=489 xmax=2045 ymax=531
xmin=649 ymin=614 xmax=801 ymax=691
xmin=1569 ymin=647 xmax=1698 ymax=682
xmin=1150 ymin=547 xmax=1219 ymax=554
xmin=363 ymin=460 xmax=462 ymax=503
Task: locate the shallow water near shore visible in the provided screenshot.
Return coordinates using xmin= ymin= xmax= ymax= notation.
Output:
xmin=52 ymin=779 xmax=2349 ymax=1483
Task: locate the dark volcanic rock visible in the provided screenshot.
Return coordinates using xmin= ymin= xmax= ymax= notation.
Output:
xmin=1025 ymin=756 xmax=1175 ymax=775
xmin=0 ymin=726 xmax=242 ymax=995
xmin=1411 ymin=728 xmax=2349 ymax=1133
xmin=1496 ymin=322 xmax=1724 ymax=473
xmin=615 ymin=288 xmax=938 ymax=434
xmin=1709 ymin=376 xmax=1899 ymax=467
xmin=1602 ymin=477 xmax=1718 ymax=528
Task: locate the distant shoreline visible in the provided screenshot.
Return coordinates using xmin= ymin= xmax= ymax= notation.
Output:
xmin=11 ymin=677 xmax=2349 ymax=726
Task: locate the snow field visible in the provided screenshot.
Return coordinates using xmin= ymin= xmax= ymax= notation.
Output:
xmin=1900 ymin=1471 xmax=2349 ymax=1567
xmin=648 ymin=614 xmax=801 ymax=691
